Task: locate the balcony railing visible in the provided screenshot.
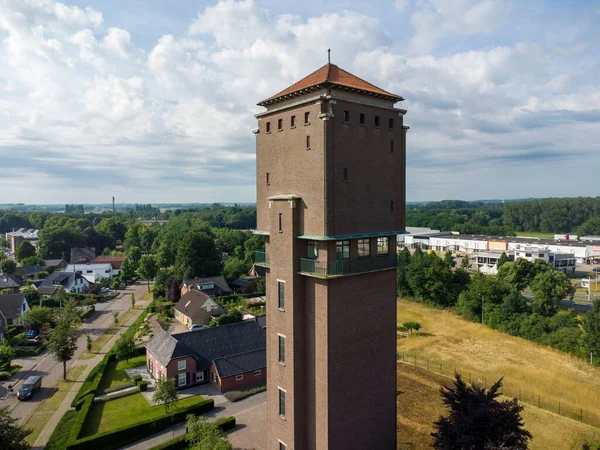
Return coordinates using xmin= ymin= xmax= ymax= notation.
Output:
xmin=299 ymin=255 xmax=397 ymax=278
xmin=254 ymin=250 xmax=269 ymax=267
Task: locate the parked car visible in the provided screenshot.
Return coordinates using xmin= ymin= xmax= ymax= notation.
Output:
xmin=189 ymin=324 xmax=206 ymax=332
xmin=98 ymin=287 xmax=110 ymax=294
xmin=24 ymin=330 xmax=39 ymax=339
xmin=17 ymin=375 xmax=42 ymax=400
xmin=593 ymin=267 xmax=600 ymax=273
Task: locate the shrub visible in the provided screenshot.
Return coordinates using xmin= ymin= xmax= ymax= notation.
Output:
xmin=148 ymin=416 xmax=236 ymax=450
xmin=132 ymin=374 xmax=142 ymax=383
xmin=214 ymin=415 xmax=236 ymax=431
xmin=80 ymin=306 xmax=95 ymax=320
xmin=224 ymin=385 xmax=266 ymax=402
xmin=138 ymin=380 xmax=148 ymax=391
xmin=0 ymin=371 xmax=12 ymax=380
xmin=94 ymin=388 xmax=138 ymax=403
xmin=66 ymin=398 xmax=215 ymax=450
xmin=101 ymin=381 xmax=136 ymax=395
xmin=6 ymin=326 xmax=24 ymax=339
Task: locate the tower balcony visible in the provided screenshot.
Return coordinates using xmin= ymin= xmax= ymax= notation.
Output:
xmin=299 ymin=255 xmax=397 ymax=278
xmin=254 ymin=250 xmax=270 ymax=267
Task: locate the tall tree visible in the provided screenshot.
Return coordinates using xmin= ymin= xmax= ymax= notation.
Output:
xmin=0 ymin=341 xmax=16 ymax=370
xmin=15 ymin=241 xmax=36 ymax=261
xmin=138 ymin=255 xmax=158 ymax=292
xmin=497 ymin=252 xmax=510 ymax=268
xmin=176 ymin=230 xmax=222 ymax=280
xmin=165 ymin=279 xmax=181 ymax=303
xmin=0 ymin=259 xmax=17 ymax=275
xmin=432 ymin=374 xmax=531 ymax=450
xmin=46 ymin=322 xmax=78 ymax=380
xmin=530 ymin=269 xmax=575 ymax=316
xmin=0 ymin=406 xmax=31 ymax=450
xmin=120 ymin=257 xmax=137 ymax=284
xmin=128 ymin=246 xmax=142 ymax=267
xmin=115 ymin=335 xmax=136 ymax=362
xmin=153 ymin=377 xmax=179 ymax=413
xmin=583 ymin=300 xmax=600 ymax=363
xmin=397 ymin=248 xmax=413 ymax=297
xmin=186 ymin=414 xmax=232 ymax=450
xmin=22 ymin=306 xmax=55 ymax=330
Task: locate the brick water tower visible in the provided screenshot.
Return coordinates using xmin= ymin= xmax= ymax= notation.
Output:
xmin=253 ymin=59 xmax=407 ymax=450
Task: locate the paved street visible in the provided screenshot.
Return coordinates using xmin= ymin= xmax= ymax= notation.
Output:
xmin=0 ymin=282 xmax=149 ymax=425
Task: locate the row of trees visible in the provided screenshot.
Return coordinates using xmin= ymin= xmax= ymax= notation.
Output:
xmin=397 ymin=249 xmax=600 ymax=363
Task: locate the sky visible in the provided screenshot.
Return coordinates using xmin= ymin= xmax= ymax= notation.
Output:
xmin=1 ymin=0 xmax=599 ymax=204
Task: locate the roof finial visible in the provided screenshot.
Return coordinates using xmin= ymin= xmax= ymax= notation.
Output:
xmin=327 ymin=48 xmax=331 ymax=64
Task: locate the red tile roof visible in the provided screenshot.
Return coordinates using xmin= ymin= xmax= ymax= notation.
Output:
xmin=258 ymin=63 xmax=403 ymax=106
xmin=90 ymin=255 xmax=126 ymax=269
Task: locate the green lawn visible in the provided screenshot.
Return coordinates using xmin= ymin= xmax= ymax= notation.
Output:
xmin=81 ymin=394 xmax=204 ymax=436
xmin=96 ymin=355 xmax=147 ymax=392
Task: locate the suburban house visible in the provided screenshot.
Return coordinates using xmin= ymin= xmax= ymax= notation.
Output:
xmin=0 ymin=293 xmax=30 ymax=326
xmin=145 ymin=319 xmax=266 ymax=393
xmin=89 ymin=255 xmax=126 ymax=276
xmin=180 ymin=276 xmax=232 ymax=297
xmin=66 ymin=263 xmax=115 ymax=283
xmin=38 ymin=271 xmax=90 ymax=296
xmin=0 ymin=271 xmax=22 ymax=293
xmin=16 ymin=264 xmax=46 ymax=279
xmin=174 ymin=290 xmax=226 ymax=327
xmin=44 ymin=259 xmax=68 ymax=271
xmin=70 ymin=247 xmax=96 ymax=264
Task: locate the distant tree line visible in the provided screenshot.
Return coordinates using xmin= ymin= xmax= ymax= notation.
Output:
xmin=398 ymin=248 xmax=600 ymax=364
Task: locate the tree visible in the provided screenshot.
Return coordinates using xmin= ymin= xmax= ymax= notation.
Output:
xmin=0 ymin=405 xmax=31 ymax=450
xmin=0 ymin=341 xmax=16 ymax=370
xmin=583 ymin=300 xmax=600 ymax=363
xmin=497 ymin=252 xmax=510 ymax=268
xmin=96 ymin=217 xmax=128 ymax=243
xmin=153 ymin=377 xmax=179 ymax=413
xmin=460 ymin=254 xmax=470 ymax=270
xmin=15 ymin=241 xmax=36 ymax=261
xmin=397 ymin=248 xmax=413 ymax=297
xmin=403 ymin=321 xmax=421 ymax=336
xmin=46 ymin=322 xmax=78 ymax=380
xmin=128 ymin=246 xmax=142 ymax=267
xmin=497 ymin=259 xmax=534 ymax=292
xmin=22 ymin=306 xmax=55 ymax=330
xmin=115 ymin=335 xmax=136 ymax=362
xmin=456 ymin=274 xmax=510 ymax=323
xmin=530 ymin=269 xmax=575 ymax=316
xmin=113 ymin=311 xmax=120 ymax=325
xmin=138 ymin=255 xmax=158 ymax=292
xmin=215 ymin=309 xmax=243 ymax=326
xmin=131 ymin=293 xmax=136 ymax=308
xmin=577 ymin=217 xmax=600 ymax=236
xmin=56 ymin=298 xmax=82 ymax=328
xmin=119 ymin=257 xmax=137 ymax=284
xmin=20 ymin=285 xmax=40 ymax=306
xmin=176 ymin=230 xmax=222 ymax=280
xmin=86 ymin=335 xmax=92 ymax=353
xmin=0 ymin=259 xmax=17 ymax=275
xmin=222 ymin=256 xmax=249 ymax=281
xmin=37 ymin=227 xmax=85 ymax=260
xmin=432 ymin=374 xmax=531 ymax=450
xmin=186 ymin=414 xmax=232 ymax=450
xmin=165 ymin=279 xmax=181 ymax=303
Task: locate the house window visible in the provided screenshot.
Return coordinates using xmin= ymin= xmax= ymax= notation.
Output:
xmin=278 ymin=334 xmax=285 ymax=364
xmin=278 ymin=388 xmax=286 ymax=417
xmin=279 ymin=442 xmax=288 ymax=450
xmin=343 ymin=110 xmax=350 ymax=122
xmin=390 ymin=140 xmax=395 ymax=154
xmin=254 ymin=370 xmax=262 ymax=376
xmin=290 ymin=115 xmax=295 ymax=127
xmin=374 ymin=115 xmax=380 ymax=127
xmin=304 ymin=112 xmax=310 ymax=124
xmin=278 ymin=213 xmax=283 ymax=233
xmin=266 ymin=122 xmax=271 ymax=133
xmin=178 ymin=360 xmax=186 ymax=371
xmin=266 ymin=172 xmax=270 ymax=186
xmin=148 ymin=360 xmax=153 ymax=374
xmin=278 ymin=281 xmax=285 ymax=310
xmin=359 ymin=113 xmax=365 ymax=125
xmin=390 ymin=201 xmax=394 ymax=213
xmin=307 ymin=241 xmax=318 ymax=260
xmin=358 ymin=239 xmax=371 ymax=257
xmin=336 ymin=240 xmax=350 ymax=259
xmin=196 ymin=372 xmax=204 ymax=382
xmin=278 ymin=118 xmax=283 ymax=130
xmin=236 ymin=374 xmax=244 ymax=381
xmin=178 ymin=373 xmax=186 ymax=387
xmin=377 ymin=237 xmax=389 ymax=255
xmin=306 ymin=135 xmax=310 ymax=149
xmin=343 ymin=168 xmax=348 ymax=182
xmin=389 ymin=118 xmax=394 ymax=129
xmin=212 ymin=372 xmax=218 ymax=383
xmin=104 ymin=269 xmax=110 ymax=273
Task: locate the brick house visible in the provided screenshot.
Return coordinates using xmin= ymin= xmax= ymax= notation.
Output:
xmin=174 ymin=290 xmax=226 ymax=327
xmin=145 ymin=319 xmax=266 ymax=393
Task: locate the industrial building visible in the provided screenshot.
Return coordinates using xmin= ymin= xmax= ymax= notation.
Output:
xmin=5 ymin=228 xmax=39 ymax=253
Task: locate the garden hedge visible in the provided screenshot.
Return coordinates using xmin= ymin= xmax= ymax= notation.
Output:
xmin=148 ymin=416 xmax=236 ymax=450
xmin=138 ymin=380 xmax=148 ymax=391
xmin=80 ymin=306 xmax=95 ymax=320
xmin=68 ymin=395 xmax=94 ymax=443
xmin=71 ymin=353 xmax=115 ymax=407
xmin=132 ymin=374 xmax=143 ymax=383
xmin=66 ymin=398 xmax=215 ymax=450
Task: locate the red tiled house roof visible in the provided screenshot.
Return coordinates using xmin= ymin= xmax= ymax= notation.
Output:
xmin=90 ymin=255 xmax=126 ymax=269
xmin=258 ymin=63 xmax=403 ymax=106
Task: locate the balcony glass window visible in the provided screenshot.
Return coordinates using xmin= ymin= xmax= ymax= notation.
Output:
xmin=358 ymin=239 xmax=371 ymax=257
xmin=336 ymin=240 xmax=350 ymax=259
xmin=307 ymin=241 xmax=318 ymax=259
xmin=377 ymin=237 xmax=389 ymax=255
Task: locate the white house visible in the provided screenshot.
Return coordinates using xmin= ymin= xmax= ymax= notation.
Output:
xmin=66 ymin=263 xmax=115 ymax=283
xmin=38 ymin=272 xmax=90 ymax=296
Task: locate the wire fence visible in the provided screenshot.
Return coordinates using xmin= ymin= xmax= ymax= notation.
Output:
xmin=397 ymin=351 xmax=600 ymax=429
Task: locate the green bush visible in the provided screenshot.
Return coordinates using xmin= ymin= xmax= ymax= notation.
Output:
xmin=138 ymin=380 xmax=148 ymax=391
xmin=0 ymin=371 xmax=12 ymax=380
xmin=69 ymin=395 xmax=94 ymax=443
xmin=101 ymin=381 xmax=136 ymax=395
xmin=6 ymin=326 xmax=24 ymax=339
xmin=14 ymin=345 xmax=45 ymax=357
xmin=80 ymin=306 xmax=95 ymax=320
xmin=132 ymin=374 xmax=142 ymax=383
xmin=148 ymin=416 xmax=236 ymax=450
xmin=224 ymin=385 xmax=266 ymax=402
xmin=214 ymin=415 xmax=236 ymax=431
xmin=66 ymin=399 xmax=215 ymax=450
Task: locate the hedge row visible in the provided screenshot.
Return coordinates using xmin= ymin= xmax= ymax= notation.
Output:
xmin=148 ymin=416 xmax=236 ymax=450
xmin=80 ymin=306 xmax=95 ymax=320
xmin=101 ymin=380 xmax=135 ymax=395
xmin=71 ymin=353 xmax=115 ymax=407
xmin=14 ymin=344 xmax=45 ymax=357
xmin=66 ymin=398 xmax=215 ymax=450
xmin=68 ymin=395 xmax=94 ymax=443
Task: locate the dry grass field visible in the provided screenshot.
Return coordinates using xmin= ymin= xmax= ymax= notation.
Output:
xmin=397 ymin=363 xmax=600 ymax=450
xmin=396 ymin=298 xmax=600 ymax=429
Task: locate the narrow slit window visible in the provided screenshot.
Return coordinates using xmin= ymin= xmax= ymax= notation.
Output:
xmin=266 ymin=122 xmax=271 ymax=133
xmin=390 ymin=201 xmax=394 ymax=213
xmin=343 ymin=168 xmax=348 ymax=182
xmin=278 ymin=281 xmax=285 ymax=309
xmin=304 ymin=112 xmax=310 ymax=124
xmin=343 ymin=110 xmax=350 ymax=122
xmin=279 ymin=388 xmax=286 ymax=417
xmin=290 ymin=115 xmax=295 ymax=127
xmin=306 ymin=135 xmax=311 ymax=149
xmin=359 ymin=113 xmax=365 ymax=125
xmin=374 ymin=116 xmax=380 ymax=127
xmin=389 ymin=118 xmax=394 ymax=129
xmin=390 ymin=140 xmax=395 ymax=154
xmin=278 ymin=334 xmax=285 ymax=363
xmin=278 ymin=118 xmax=283 ymax=130
xmin=278 ymin=213 xmax=283 ymax=232
xmin=266 ymin=172 xmax=270 ymax=185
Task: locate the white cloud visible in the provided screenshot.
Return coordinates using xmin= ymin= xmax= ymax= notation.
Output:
xmin=101 ymin=28 xmax=132 ymax=58
xmin=395 ymin=0 xmax=411 ymax=12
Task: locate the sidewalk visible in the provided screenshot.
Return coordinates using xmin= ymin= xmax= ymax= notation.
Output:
xmin=33 ymin=297 xmax=150 ymax=448
xmin=122 ymin=391 xmax=267 ymax=450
